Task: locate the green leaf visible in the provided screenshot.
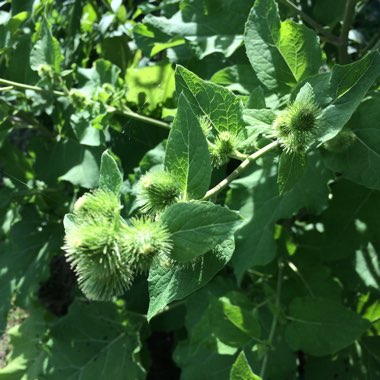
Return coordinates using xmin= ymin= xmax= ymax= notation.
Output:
xmin=70 ymin=109 xmax=106 ymax=147
xmin=227 ymin=152 xmax=332 ymax=279
xmin=285 ymin=297 xmax=370 ymax=356
xmin=30 ymin=19 xmax=63 ymax=72
xmin=161 ymin=202 xmax=242 ymax=263
xmin=322 ymin=96 xmax=380 ymax=190
xmin=77 ymin=59 xmax=121 ymax=97
xmin=0 ymin=208 xmax=61 ymax=330
xmin=44 ymin=301 xmax=146 ymax=379
xmin=147 ymin=238 xmax=235 ymax=320
xmin=298 ymin=180 xmax=380 ymax=262
xmin=210 ymin=65 xmax=261 ymax=95
xmin=244 ymin=0 xmax=323 ymax=90
xmin=143 ymin=0 xmax=253 ymax=59
xmin=32 ymin=139 xmax=103 ymax=189
xmin=209 ymin=291 xmax=261 ymax=347
xmin=277 ymin=152 xmax=306 ymax=194
xmin=164 ymin=93 xmax=211 ymax=199
xmin=125 ymin=61 xmax=175 ymax=114
xmin=99 ymin=150 xmax=123 ymax=195
xmin=175 ymin=65 xmax=246 ymax=136
xmin=318 ymin=50 xmax=380 ymax=143
xmin=0 ymin=307 xmax=49 ymax=379
xmin=355 ymin=243 xmax=380 ymax=289
xmin=277 ymin=20 xmax=324 ymax=82
xmin=230 ymin=351 xmax=261 ymax=380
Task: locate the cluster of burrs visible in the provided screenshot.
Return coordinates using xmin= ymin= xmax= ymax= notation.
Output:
xmin=63 ymin=188 xmax=172 ymax=301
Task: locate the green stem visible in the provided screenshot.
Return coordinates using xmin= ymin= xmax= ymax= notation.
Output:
xmin=260 ymin=260 xmax=284 ymax=379
xmin=202 ymin=140 xmax=279 ymax=200
xmin=229 ymin=150 xmax=248 ymax=161
xmin=338 ymin=0 xmax=358 ymax=63
xmin=0 ymin=78 xmax=65 ymax=96
xmin=0 ymin=77 xmax=171 ymax=130
xmin=278 ymin=0 xmax=340 ymax=46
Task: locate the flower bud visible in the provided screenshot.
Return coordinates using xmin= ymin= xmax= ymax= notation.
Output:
xmin=137 ymin=169 xmax=181 ymax=214
xmin=273 ymin=98 xmax=321 ymax=154
xmin=64 ymin=218 xmax=134 ymax=301
xmin=74 ymin=189 xmax=121 ymax=223
xmin=123 ymin=217 xmax=173 ymax=273
xmin=323 ymin=129 xmax=356 ymax=153
xmin=210 ymin=131 xmax=238 ymax=167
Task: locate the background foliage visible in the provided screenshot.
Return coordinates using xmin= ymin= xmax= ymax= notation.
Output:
xmin=0 ymin=0 xmax=380 ymax=379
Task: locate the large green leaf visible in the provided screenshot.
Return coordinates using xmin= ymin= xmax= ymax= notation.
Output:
xmin=175 ymin=65 xmax=246 ymax=136
xmin=322 ymin=95 xmax=380 ymax=190
xmin=33 ymin=139 xmax=103 ymax=189
xmin=44 ymin=301 xmax=146 ymax=379
xmin=298 ymin=180 xmax=380 ymax=262
xmin=30 ymin=19 xmax=63 ymax=72
xmin=210 ymin=65 xmax=261 ymax=95
xmin=125 ymin=61 xmax=175 ymax=114
xmin=161 ymin=202 xmax=241 ymax=263
xmin=244 ymin=0 xmax=323 ymax=91
xmin=99 ymin=150 xmax=123 ymax=195
xmin=0 ymin=307 xmax=49 ymax=379
xmin=147 ymin=238 xmax=235 ymax=320
xmin=0 ymin=208 xmax=61 ymax=331
xmin=227 ymin=153 xmax=332 ymax=279
xmin=230 ymin=352 xmax=261 ymax=380
xmin=277 ymin=152 xmax=306 ymax=194
xmin=285 ymin=297 xmax=370 ymax=356
xmin=164 ymin=93 xmax=211 ymax=199
xmin=317 ymin=50 xmax=380 ymax=143
xmin=143 ymin=0 xmax=253 ymax=59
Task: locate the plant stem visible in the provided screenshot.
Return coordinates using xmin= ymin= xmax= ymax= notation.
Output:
xmin=0 ymin=77 xmax=171 ymax=130
xmin=202 ymin=140 xmax=279 ymax=200
xmin=0 ymin=78 xmax=65 ymax=96
xmin=338 ymin=0 xmax=358 ymax=63
xmin=278 ymin=0 xmax=340 ymax=46
xmin=260 ymin=260 xmax=284 ymax=379
xmin=229 ymin=150 xmax=248 ymax=161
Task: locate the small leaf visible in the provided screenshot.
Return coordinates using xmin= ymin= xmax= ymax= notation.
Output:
xmin=277 ymin=152 xmax=306 ymax=194
xmin=161 ymin=202 xmax=242 ymax=263
xmin=99 ymin=150 xmax=123 ymax=195
xmin=30 ymin=19 xmax=63 ymax=72
xmin=285 ymin=297 xmax=370 ymax=356
xmin=230 ymin=351 xmax=262 ymax=380
xmin=164 ymin=93 xmax=211 ymax=199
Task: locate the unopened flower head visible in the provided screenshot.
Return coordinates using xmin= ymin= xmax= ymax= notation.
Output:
xmin=123 ymin=216 xmax=173 ymax=273
xmin=74 ymin=189 xmax=121 ymax=222
xmin=137 ymin=169 xmax=181 ymax=214
xmin=274 ymin=96 xmax=321 ymax=154
xmin=323 ymin=128 xmax=356 ymax=153
xmin=64 ymin=218 xmax=134 ymax=301
xmin=210 ymin=131 xmax=238 ymax=167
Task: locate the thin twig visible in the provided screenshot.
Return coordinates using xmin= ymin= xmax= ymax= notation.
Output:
xmin=338 ymin=0 xmax=358 ymax=63
xmin=260 ymin=260 xmax=284 ymax=379
xmin=0 ymin=77 xmax=171 ymax=130
xmin=278 ymin=0 xmax=340 ymax=46
xmin=202 ymin=140 xmax=279 ymax=200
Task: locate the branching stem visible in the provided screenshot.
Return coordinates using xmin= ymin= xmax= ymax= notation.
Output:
xmin=0 ymin=77 xmax=171 ymax=130
xmin=260 ymin=260 xmax=284 ymax=379
xmin=202 ymin=140 xmax=279 ymax=200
